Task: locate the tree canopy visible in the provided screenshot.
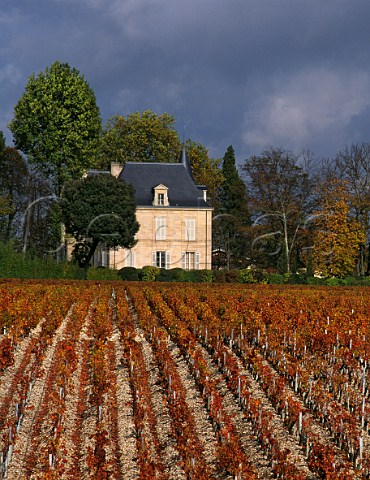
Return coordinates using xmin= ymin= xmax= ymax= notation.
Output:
xmin=242 ymin=148 xmax=314 ymax=273
xmin=312 ymin=179 xmax=365 ymax=278
xmin=97 ymin=110 xmax=223 ymax=207
xmin=184 ymin=139 xmax=223 ymax=208
xmin=220 ymin=146 xmax=249 ymax=220
xmin=9 ymin=61 xmax=101 ymax=196
xmin=0 ymin=146 xmax=29 ymax=242
xmin=213 ymin=146 xmax=250 ymax=269
xmin=97 ymin=110 xmax=179 ymax=166
xmin=334 ymin=143 xmax=370 ymax=275
xmin=60 ymin=174 xmax=139 ymax=268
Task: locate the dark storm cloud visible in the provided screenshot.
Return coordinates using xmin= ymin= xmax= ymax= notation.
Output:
xmin=2 ymin=0 xmax=370 ymax=163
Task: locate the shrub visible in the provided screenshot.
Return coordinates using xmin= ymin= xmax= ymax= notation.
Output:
xmin=118 ymin=267 xmax=140 ymax=281
xmin=267 ymin=273 xmax=286 ymax=284
xmin=287 ymin=274 xmax=307 ymax=285
xmin=168 ymin=268 xmax=184 ymax=281
xmin=212 ymin=270 xmax=226 ymax=283
xmin=156 ymin=268 xmax=184 ymax=282
xmin=156 ymin=268 xmax=173 ymax=282
xmin=306 ymin=276 xmax=325 ymax=285
xmin=86 ymin=267 xmax=119 ymax=281
xmin=360 ymin=276 xmax=370 ymax=286
xmin=140 ymin=265 xmax=160 ymax=282
xmin=158 ymin=269 xmax=212 ymax=283
xmin=0 ymin=242 xmax=80 ymax=279
xmin=177 ymin=269 xmax=203 ymax=282
xmin=199 ymin=269 xmax=214 ymax=283
xmin=239 ymin=268 xmax=258 ymax=284
xmin=224 ymin=270 xmax=240 ymax=283
xmin=324 ymin=277 xmax=346 ymax=286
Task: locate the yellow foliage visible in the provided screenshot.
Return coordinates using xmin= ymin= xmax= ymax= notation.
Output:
xmin=0 ymin=196 xmax=14 ymax=216
xmin=312 ymin=180 xmax=365 ymax=277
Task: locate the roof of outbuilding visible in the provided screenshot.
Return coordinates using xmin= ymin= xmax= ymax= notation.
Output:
xmin=88 ymin=169 xmax=110 ymax=176
xmin=118 ymin=160 xmax=210 ymax=208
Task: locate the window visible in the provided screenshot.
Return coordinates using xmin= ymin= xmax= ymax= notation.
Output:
xmin=125 ymin=249 xmax=135 ymax=267
xmin=101 ymin=249 xmax=109 ymax=267
xmin=153 ymin=185 xmax=169 ymax=206
xmin=182 ymin=252 xmax=200 ymax=270
xmin=155 ymin=217 xmax=166 ymax=240
xmin=186 ymin=218 xmax=196 ymax=241
xmin=94 ymin=244 xmax=109 ymax=267
xmin=153 ymin=251 xmax=170 ymax=269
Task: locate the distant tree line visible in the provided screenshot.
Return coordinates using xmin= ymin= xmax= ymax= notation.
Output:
xmin=1 ymin=60 xmax=369 ymax=278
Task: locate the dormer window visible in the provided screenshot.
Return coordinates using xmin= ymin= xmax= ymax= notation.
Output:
xmin=153 ymin=184 xmax=169 ymax=206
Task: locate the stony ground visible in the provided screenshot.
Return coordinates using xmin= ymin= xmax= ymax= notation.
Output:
xmin=0 ymin=283 xmax=368 ymax=479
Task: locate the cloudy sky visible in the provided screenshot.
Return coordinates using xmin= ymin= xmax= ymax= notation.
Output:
xmin=1 ymin=0 xmax=370 ymax=164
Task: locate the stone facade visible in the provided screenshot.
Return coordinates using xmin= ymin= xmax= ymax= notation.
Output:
xmin=92 ymin=150 xmax=213 ymax=271
xmin=109 ymin=205 xmax=212 ymax=270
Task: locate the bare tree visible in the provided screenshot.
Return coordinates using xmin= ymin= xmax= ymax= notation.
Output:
xmin=242 ymin=148 xmax=315 ymax=273
xmin=335 ymin=143 xmax=370 ymax=275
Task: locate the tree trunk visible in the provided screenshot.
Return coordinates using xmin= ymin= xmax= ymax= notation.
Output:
xmin=366 ymin=243 xmax=370 ymax=276
xmin=282 ymin=212 xmax=290 ymax=274
xmin=358 ymin=243 xmax=365 ymax=277
xmin=79 ymin=238 xmax=100 ymax=269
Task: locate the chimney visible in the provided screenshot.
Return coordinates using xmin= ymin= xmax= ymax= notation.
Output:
xmin=111 ymin=162 xmax=123 ymax=178
xmin=198 ymin=185 xmax=207 ymax=202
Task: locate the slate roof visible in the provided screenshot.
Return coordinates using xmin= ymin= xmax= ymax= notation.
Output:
xmin=118 ymin=149 xmax=210 ymax=208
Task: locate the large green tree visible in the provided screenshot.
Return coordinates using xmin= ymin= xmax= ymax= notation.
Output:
xmin=213 ymin=146 xmax=250 ymax=269
xmin=97 ymin=110 xmax=223 ymax=207
xmin=220 ymin=146 xmax=249 ymax=219
xmin=185 ymin=139 xmax=223 ymax=208
xmin=60 ymin=174 xmax=139 ymax=268
xmin=97 ymin=110 xmax=179 ymax=166
xmin=9 ymin=61 xmax=101 ymax=196
xmin=0 ymin=134 xmax=13 ymax=219
xmin=0 ymin=130 xmax=56 ymax=252
xmin=0 ymin=146 xmax=29 ymax=242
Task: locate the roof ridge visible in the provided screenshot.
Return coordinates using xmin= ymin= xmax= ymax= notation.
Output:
xmin=124 ymin=161 xmax=181 ymax=166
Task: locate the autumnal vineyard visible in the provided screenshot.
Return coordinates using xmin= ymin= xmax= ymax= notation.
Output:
xmin=0 ymin=280 xmax=369 ymax=479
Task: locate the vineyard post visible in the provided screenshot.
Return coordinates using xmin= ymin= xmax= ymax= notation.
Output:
xmin=6 ymin=445 xmax=12 ymax=468
xmin=362 ymin=365 xmax=366 ymax=396
xmin=361 ymin=397 xmax=365 ymax=430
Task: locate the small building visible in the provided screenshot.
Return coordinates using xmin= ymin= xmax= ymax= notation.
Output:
xmin=95 ymin=147 xmax=213 ymax=270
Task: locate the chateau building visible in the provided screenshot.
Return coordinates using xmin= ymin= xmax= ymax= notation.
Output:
xmin=94 ymin=148 xmax=213 ymax=270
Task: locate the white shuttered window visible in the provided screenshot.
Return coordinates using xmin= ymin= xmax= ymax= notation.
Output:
xmin=182 ymin=252 xmax=200 ymax=270
xmin=153 ymin=251 xmax=170 ymax=269
xmin=155 ymin=217 xmax=166 ymax=240
xmin=186 ymin=218 xmax=196 ymax=241
xmin=126 ymin=249 xmax=135 ymax=267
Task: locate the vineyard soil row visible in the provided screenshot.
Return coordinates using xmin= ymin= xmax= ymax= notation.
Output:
xmin=0 ymin=281 xmax=369 ymax=479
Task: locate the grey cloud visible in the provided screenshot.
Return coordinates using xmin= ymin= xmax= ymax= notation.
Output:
xmin=243 ymin=68 xmax=370 ymax=155
xmin=2 ymin=0 xmax=370 ymax=162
